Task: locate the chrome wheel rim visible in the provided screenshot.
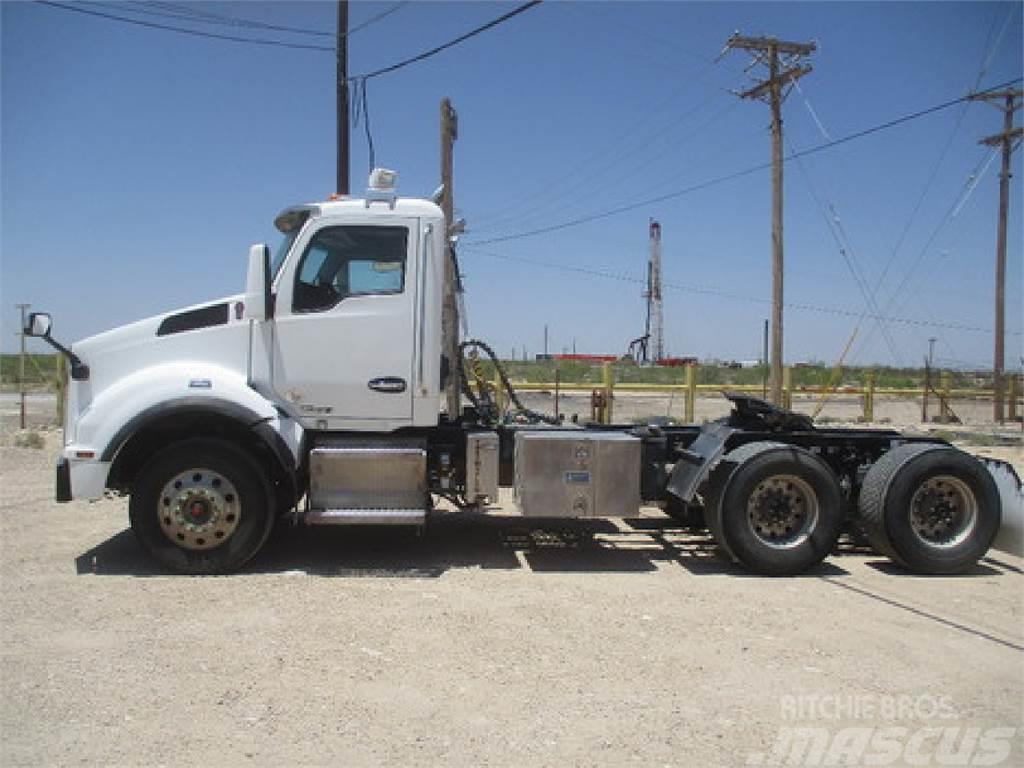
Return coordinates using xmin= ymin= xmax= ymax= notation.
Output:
xmin=909 ymin=475 xmax=977 ymax=548
xmin=158 ymin=468 xmax=240 ymax=551
xmin=747 ymin=474 xmax=820 ymax=549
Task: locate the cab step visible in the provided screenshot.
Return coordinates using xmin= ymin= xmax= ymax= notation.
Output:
xmin=304 ymin=508 xmax=426 ymax=526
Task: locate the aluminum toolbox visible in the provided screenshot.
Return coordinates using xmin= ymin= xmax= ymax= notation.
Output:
xmin=309 ymin=439 xmax=426 ymax=511
xmin=465 ymin=431 xmax=500 ymax=503
xmin=513 ymin=431 xmax=641 ymax=517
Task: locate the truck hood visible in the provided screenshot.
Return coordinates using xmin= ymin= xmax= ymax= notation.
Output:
xmin=71 ymin=295 xmax=251 ymax=411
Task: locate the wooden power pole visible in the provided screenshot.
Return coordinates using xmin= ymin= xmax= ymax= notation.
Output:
xmin=336 ymin=0 xmax=349 ymax=195
xmin=724 ymin=34 xmax=815 ymax=406
xmin=440 ymin=99 xmax=461 ymax=420
xmin=968 ymin=88 xmax=1022 ymax=423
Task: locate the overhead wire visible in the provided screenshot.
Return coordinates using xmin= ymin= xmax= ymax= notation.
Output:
xmin=850 ymin=14 xmax=1021 ymax=363
xmin=470 ymin=61 xmax=722 ymax=228
xmin=850 ymin=147 xmax=1003 ymax=361
xmin=464 ymin=78 xmax=1023 ymax=248
xmin=474 ymin=95 xmax=739 ymax=237
xmin=37 ymin=1 xmax=337 ymax=51
xmin=786 ymin=134 xmax=904 ymax=364
xmin=116 ymin=1 xmax=410 ymax=38
xmin=354 ymin=1 xmax=542 ymax=81
xmin=104 ymin=1 xmax=334 ymax=36
xmin=37 ymin=0 xmax=540 ymax=70
xmin=461 ymin=245 xmax=1019 ymax=336
xmin=787 ymin=82 xmax=903 ymax=364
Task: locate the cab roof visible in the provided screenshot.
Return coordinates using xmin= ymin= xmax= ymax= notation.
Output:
xmin=275 ymin=196 xmax=443 ymax=234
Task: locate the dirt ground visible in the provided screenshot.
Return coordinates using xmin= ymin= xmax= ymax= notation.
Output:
xmin=1 ymin=394 xmax=1022 ymax=767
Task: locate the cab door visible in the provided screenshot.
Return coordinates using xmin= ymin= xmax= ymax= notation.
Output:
xmin=270 ymin=218 xmax=418 ymax=429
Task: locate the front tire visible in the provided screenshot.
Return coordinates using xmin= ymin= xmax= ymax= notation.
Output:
xmin=129 ymin=438 xmax=274 ymax=574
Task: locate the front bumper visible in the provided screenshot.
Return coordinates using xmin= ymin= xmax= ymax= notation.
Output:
xmin=55 ymin=449 xmax=110 ymax=502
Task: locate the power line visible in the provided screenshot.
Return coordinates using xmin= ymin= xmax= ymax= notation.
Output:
xmin=786 ymin=135 xmax=904 ymax=365
xmin=851 ymin=145 xmax=1002 ymax=362
xmin=38 ymin=0 xmax=536 ymax=68
xmin=38 ymin=1 xmax=336 ymax=51
xmin=355 ymin=1 xmax=542 ymax=81
xmin=470 ymin=62 xmax=722 ymax=228
xmin=348 ymin=2 xmax=410 ymax=36
xmin=99 ymin=1 xmax=334 ymax=37
xmin=789 ymin=84 xmax=903 ymax=364
xmin=465 ymin=78 xmax=1024 ymax=247
xmin=462 ymin=245 xmax=1020 ymax=336
xmin=474 ymin=92 xmax=736 ymax=236
xmin=84 ymin=0 xmax=408 ymax=38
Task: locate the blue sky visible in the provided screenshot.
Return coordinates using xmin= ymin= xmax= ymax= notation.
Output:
xmin=2 ymin=1 xmax=1021 ymax=369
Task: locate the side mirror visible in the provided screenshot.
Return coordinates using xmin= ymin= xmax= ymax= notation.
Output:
xmin=244 ymin=244 xmax=273 ymax=321
xmin=25 ymin=312 xmax=52 ymax=338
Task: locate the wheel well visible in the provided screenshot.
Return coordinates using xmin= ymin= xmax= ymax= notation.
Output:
xmin=107 ymin=412 xmax=296 ymax=506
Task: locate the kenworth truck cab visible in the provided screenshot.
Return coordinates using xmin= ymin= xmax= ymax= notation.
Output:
xmin=28 ymin=171 xmax=1016 ymax=576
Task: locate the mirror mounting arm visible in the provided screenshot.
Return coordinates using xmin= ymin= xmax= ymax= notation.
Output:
xmin=39 ymin=334 xmax=89 ymax=381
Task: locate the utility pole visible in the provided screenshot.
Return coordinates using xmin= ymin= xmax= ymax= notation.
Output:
xmin=762 ymin=318 xmax=769 ymax=400
xmin=336 ymin=0 xmax=349 ymax=195
xmin=544 ymin=324 xmax=549 ymax=357
xmin=647 ymin=220 xmax=664 ymax=362
xmin=724 ymin=34 xmax=815 ymax=406
xmin=968 ymin=89 xmax=1022 ymax=423
xmin=440 ymin=99 xmax=460 ymax=419
xmin=16 ymin=303 xmax=29 ymax=429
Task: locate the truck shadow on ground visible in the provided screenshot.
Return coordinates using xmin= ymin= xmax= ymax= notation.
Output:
xmin=75 ymin=513 xmax=856 ymax=579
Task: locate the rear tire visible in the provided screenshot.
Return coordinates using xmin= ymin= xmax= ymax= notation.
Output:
xmin=706 ymin=442 xmax=843 ymax=575
xmin=129 ymin=438 xmax=274 ymax=574
xmin=858 ymin=443 xmax=1000 ymax=574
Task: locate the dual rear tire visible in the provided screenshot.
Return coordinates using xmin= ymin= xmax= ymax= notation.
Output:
xmin=702 ymin=441 xmax=1001 ymax=576
xmin=857 ymin=443 xmax=1000 ymax=574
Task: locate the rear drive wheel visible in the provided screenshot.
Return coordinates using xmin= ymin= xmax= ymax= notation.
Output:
xmin=129 ymin=438 xmax=274 ymax=574
xmin=858 ymin=443 xmax=1000 ymax=574
xmin=706 ymin=442 xmax=843 ymax=575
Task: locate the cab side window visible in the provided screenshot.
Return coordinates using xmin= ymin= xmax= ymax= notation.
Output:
xmin=293 ymin=225 xmax=408 ymax=313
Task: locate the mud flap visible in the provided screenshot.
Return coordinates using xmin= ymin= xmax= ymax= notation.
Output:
xmin=665 ymin=424 xmax=735 ymax=503
xmin=982 ymin=458 xmax=1023 ymax=556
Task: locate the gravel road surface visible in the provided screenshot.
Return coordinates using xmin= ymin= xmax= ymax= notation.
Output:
xmin=1 ymin=407 xmax=1022 ymax=766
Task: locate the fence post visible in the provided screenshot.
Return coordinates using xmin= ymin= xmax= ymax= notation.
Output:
xmin=783 ymin=366 xmax=793 ymax=410
xmin=493 ymin=368 xmax=506 ymax=415
xmin=684 ymin=364 xmax=696 ymax=423
xmin=863 ymin=370 xmax=875 ymax=423
xmin=922 ymin=364 xmax=930 ymax=423
xmin=55 ymin=354 xmax=67 ymax=428
xmin=939 ymin=371 xmax=952 ymax=422
xmin=1009 ymin=374 xmax=1020 ymax=422
xmin=602 ymin=362 xmax=614 ymax=424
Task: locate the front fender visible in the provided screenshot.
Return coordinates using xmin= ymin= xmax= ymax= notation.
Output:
xmin=65 ymin=363 xmax=302 ymax=499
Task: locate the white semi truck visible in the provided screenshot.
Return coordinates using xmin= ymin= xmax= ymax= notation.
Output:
xmin=27 ymin=171 xmax=1017 ymax=576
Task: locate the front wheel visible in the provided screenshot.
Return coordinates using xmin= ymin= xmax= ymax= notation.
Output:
xmin=129 ymin=438 xmax=274 ymax=574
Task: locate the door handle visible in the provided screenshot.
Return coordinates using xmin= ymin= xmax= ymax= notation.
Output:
xmin=368 ymin=377 xmax=407 ymax=394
